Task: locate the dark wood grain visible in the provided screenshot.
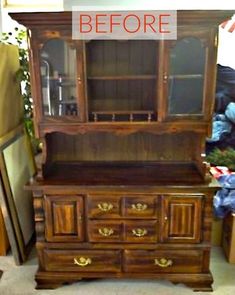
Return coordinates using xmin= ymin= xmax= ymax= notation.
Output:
xmin=123 ymin=249 xmax=203 ymax=273
xmin=10 ymin=11 xmax=234 ymax=28
xmin=44 ymin=195 xmax=84 ymax=242
xmin=11 ymin=10 xmax=225 ymax=291
xmin=44 ymin=249 xmax=121 ymax=272
xmin=43 ymin=162 xmax=205 ymax=185
xmin=161 ymin=195 xmax=203 ymax=243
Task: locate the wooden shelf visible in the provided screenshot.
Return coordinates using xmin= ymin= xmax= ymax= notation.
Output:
xmin=43 ymin=161 xmax=204 ymax=186
xmin=91 ymin=110 xmax=154 ymax=122
xmin=169 ymin=74 xmax=203 ymax=79
xmin=87 ymin=75 xmax=156 ymax=80
xmin=91 ymin=111 xmax=154 ymax=115
xmin=39 ymin=121 xmax=209 ymax=136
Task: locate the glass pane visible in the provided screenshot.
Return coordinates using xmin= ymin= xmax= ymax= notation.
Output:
xmin=40 ymin=39 xmax=78 ymax=116
xmin=168 ymin=37 xmax=206 ymax=115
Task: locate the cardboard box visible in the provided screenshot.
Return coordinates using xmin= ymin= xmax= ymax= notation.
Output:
xmin=211 ymin=218 xmax=223 ymax=246
xmin=222 ymin=213 xmax=235 ymax=263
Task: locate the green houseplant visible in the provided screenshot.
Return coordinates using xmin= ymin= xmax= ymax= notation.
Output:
xmin=1 ymin=28 xmax=39 ymax=152
xmin=206 ymin=147 xmax=235 ymax=171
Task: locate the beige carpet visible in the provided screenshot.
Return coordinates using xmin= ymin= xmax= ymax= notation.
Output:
xmin=0 ymin=247 xmax=235 ymax=295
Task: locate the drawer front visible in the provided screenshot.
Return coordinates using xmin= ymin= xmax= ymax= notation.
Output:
xmin=88 ymin=194 xmax=159 ymax=219
xmin=88 ymin=220 xmax=157 ymax=243
xmin=88 ymin=195 xmax=121 ymax=218
xmin=124 ymin=220 xmax=158 ymax=243
xmin=44 ymin=250 xmax=121 ymax=272
xmin=123 ymin=195 xmax=157 ymax=218
xmin=124 ymin=250 xmax=203 ymax=273
xmin=88 ymin=220 xmax=123 ymax=242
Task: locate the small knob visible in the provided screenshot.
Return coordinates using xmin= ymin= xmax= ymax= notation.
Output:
xmin=163 ymin=74 xmax=168 ymax=83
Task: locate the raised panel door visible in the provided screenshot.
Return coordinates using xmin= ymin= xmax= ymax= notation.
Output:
xmin=161 ymin=195 xmax=203 ymax=243
xmin=44 ymin=195 xmax=84 ymax=242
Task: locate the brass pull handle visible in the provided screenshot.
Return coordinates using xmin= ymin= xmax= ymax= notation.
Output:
xmin=132 ymin=228 xmax=147 ymax=237
xmin=74 ymin=257 xmax=92 ymax=267
xmin=154 ymin=258 xmax=173 ymax=268
xmin=97 ymin=202 xmax=113 ymax=212
xmin=98 ymin=227 xmax=114 ymax=237
xmin=131 ymin=203 xmax=148 ymax=211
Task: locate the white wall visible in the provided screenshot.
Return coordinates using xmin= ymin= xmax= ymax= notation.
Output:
xmin=63 ymin=0 xmax=235 ymax=10
xmin=0 ymin=0 xmax=3 ymax=34
xmin=1 ymin=1 xmax=235 ymax=69
xmin=217 ymin=15 xmax=235 ymax=70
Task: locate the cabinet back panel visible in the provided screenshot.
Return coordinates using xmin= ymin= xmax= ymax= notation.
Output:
xmin=86 ymin=40 xmax=158 ymax=115
xmin=86 ymin=40 xmax=157 ymax=76
xmin=47 ymin=132 xmax=199 ymax=162
xmin=88 ymin=80 xmax=155 ymax=113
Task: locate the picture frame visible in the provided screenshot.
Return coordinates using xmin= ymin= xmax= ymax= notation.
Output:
xmin=0 ymin=125 xmax=36 ymax=265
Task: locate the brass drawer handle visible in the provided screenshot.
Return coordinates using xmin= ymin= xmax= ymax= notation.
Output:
xmin=154 ymin=258 xmax=173 ymax=268
xmin=97 ymin=202 xmax=113 ymax=212
xmin=74 ymin=257 xmax=92 ymax=267
xmin=98 ymin=227 xmax=114 ymax=237
xmin=131 ymin=203 xmax=148 ymax=211
xmin=132 ymin=228 xmax=147 ymax=237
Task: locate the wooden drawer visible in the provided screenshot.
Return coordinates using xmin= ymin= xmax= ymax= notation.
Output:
xmin=88 ymin=195 xmax=121 ymax=218
xmin=88 ymin=220 xmax=158 ymax=243
xmin=124 ymin=250 xmax=203 ymax=273
xmin=88 ymin=194 xmax=158 ymax=219
xmin=88 ymin=220 xmax=122 ymax=242
xmin=44 ymin=249 xmax=121 ymax=272
xmin=123 ymin=195 xmax=157 ymax=218
xmin=124 ymin=220 xmax=158 ymax=243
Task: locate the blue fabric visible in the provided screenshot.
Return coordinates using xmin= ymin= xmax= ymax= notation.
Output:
xmin=214 ymin=174 xmax=235 ymax=218
xmin=207 ymin=118 xmax=232 ymax=142
xmin=225 ymin=102 xmax=235 ymax=124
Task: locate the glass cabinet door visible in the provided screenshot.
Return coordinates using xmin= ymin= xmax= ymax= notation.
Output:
xmin=40 ymin=38 xmax=84 ymax=119
xmin=167 ymin=37 xmax=206 ymax=116
xmin=158 ymin=29 xmax=217 ymax=122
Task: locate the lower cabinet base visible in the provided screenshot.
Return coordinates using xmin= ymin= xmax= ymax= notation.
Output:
xmin=35 ymin=270 xmax=213 ymax=291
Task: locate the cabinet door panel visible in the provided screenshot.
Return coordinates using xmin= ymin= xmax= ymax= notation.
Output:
xmin=33 ymin=30 xmax=86 ymax=123
xmin=161 ymin=195 xmax=203 ymax=243
xmin=45 ymin=195 xmax=84 ymax=242
xmin=158 ymin=27 xmax=217 ymax=121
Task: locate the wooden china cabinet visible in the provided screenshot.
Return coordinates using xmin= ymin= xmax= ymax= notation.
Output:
xmin=11 ymin=11 xmax=233 ymax=291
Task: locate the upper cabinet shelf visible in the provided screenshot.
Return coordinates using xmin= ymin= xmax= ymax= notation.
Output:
xmin=86 ymin=40 xmax=157 ymax=122
xmin=87 ymin=75 xmax=156 ymax=80
xmin=169 ymin=74 xmax=203 ymax=80
xmin=9 ymin=11 xmax=235 ymax=135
